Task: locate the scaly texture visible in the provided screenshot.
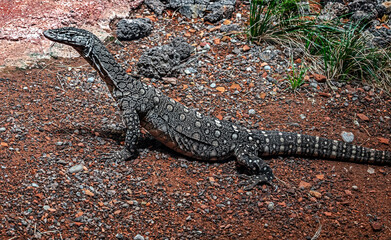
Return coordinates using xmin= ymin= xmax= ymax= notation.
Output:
xmin=44 ymin=27 xmax=391 ymax=188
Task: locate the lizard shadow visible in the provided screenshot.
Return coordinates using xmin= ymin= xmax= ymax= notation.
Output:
xmin=53 ymin=126 xmax=235 ymax=165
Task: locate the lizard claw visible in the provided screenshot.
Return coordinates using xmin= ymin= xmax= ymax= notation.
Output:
xmin=102 ymin=148 xmax=138 ymax=166
xmin=238 ymin=172 xmax=275 ymax=191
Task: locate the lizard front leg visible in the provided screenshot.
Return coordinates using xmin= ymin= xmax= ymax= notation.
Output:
xmin=104 ymin=108 xmax=141 ymax=163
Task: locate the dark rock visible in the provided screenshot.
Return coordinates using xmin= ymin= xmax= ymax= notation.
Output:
xmin=368 ymin=25 xmax=391 ymax=48
xmin=167 ymin=0 xmax=235 ymax=19
xmin=145 ymin=0 xmax=167 ymax=15
xmin=348 ymin=0 xmax=386 ymax=22
xmin=204 ymin=5 xmax=234 ymax=23
xmin=116 ymin=18 xmax=153 ymax=41
xmin=220 ymin=24 xmax=241 ymax=32
xmin=319 ymin=2 xmax=349 ymax=20
xmin=169 ymin=37 xmax=193 ymax=60
xmin=137 ymin=38 xmax=193 ymax=78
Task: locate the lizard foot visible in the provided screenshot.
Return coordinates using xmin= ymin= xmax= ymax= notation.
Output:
xmin=239 ymin=168 xmax=275 ymax=191
xmin=103 ymin=148 xmax=138 ymax=166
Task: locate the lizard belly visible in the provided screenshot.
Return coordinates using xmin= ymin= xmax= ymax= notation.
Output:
xmin=141 ymin=112 xmax=232 ymax=160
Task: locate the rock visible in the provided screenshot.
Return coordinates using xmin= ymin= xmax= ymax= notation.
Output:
xmin=69 ymin=164 xmax=84 ymax=174
xmin=267 ymin=202 xmax=274 ymax=211
xmin=352 ymin=185 xmax=359 ymax=190
xmin=220 ymin=24 xmax=241 ymax=32
xmin=138 ymin=45 xmax=181 ymax=78
xmin=204 ymin=5 xmax=235 ymax=23
xmin=383 ymin=1 xmax=391 ymax=14
xmin=341 ymin=131 xmax=354 ymax=143
xmin=367 ymin=167 xmax=375 ymax=174
xmin=169 ymin=37 xmax=193 ymax=60
xmin=319 ymin=2 xmax=349 ymax=21
xmin=248 ymin=109 xmax=256 ymax=115
xmin=116 ymin=18 xmax=153 ymax=41
xmin=348 ymin=0 xmax=385 ymax=22
xmin=368 ymin=26 xmax=391 ymax=48
xmin=299 ymin=181 xmax=311 ymax=188
xmin=137 ymin=37 xmax=192 ymax=78
xmin=378 ymin=137 xmax=390 ymax=145
xmin=313 ymin=73 xmax=327 ymax=82
xmin=309 ymin=190 xmax=322 ymax=199
xmin=283 ymin=47 xmax=304 ymax=59
xmin=145 ymin=0 xmax=167 ymax=15
xmin=371 ymin=221 xmax=383 ymax=231
xmin=134 ymin=234 xmax=145 ymax=240
xmin=0 ymin=127 xmax=6 ymax=132
xmin=357 ymin=113 xmax=369 ymax=121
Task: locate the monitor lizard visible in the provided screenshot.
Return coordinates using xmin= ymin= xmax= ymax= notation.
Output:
xmin=44 ymin=27 xmax=391 ymax=189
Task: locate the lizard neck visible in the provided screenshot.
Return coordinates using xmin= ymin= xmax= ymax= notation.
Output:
xmin=79 ymin=40 xmax=134 ymax=94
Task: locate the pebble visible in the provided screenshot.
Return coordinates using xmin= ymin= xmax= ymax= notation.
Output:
xmin=341 ymin=131 xmax=354 ymax=143
xmin=31 ymin=183 xmax=39 ymax=188
xmin=367 ymin=167 xmax=375 ymax=174
xmin=87 ymin=77 xmax=94 ymax=83
xmin=267 ymin=202 xmax=274 ymax=211
xmin=69 ymin=164 xmax=84 ymax=174
xmin=248 ymin=109 xmax=256 ymax=115
xmin=352 ymin=185 xmax=358 ymax=191
xmin=184 ymin=67 xmax=197 ymax=74
xmin=43 ymin=205 xmax=50 ymax=210
xmin=0 ymin=127 xmax=6 ymax=132
xmin=134 ymin=234 xmax=145 ymax=240
xmin=210 ymin=82 xmax=216 ymax=88
xmin=264 ymin=65 xmax=271 ymax=70
xmin=299 ymin=114 xmax=306 ymax=120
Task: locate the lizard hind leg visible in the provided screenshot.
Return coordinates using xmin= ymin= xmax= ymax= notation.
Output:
xmin=235 ymin=145 xmax=274 ymax=190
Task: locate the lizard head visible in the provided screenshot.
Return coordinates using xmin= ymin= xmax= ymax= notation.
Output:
xmin=44 ymin=27 xmax=97 ymax=57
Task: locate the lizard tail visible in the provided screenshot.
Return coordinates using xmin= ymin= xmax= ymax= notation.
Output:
xmin=255 ymin=131 xmax=391 ymax=165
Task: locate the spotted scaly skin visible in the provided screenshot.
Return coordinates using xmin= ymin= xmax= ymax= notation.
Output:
xmin=44 ymin=27 xmax=391 ymax=187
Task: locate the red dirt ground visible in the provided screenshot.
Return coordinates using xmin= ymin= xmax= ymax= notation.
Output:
xmin=1 ymin=2 xmax=391 ymax=240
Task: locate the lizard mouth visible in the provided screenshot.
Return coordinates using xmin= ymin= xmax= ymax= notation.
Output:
xmin=43 ymin=29 xmax=58 ymax=41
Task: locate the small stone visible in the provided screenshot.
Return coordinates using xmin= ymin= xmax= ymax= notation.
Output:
xmin=299 ymin=181 xmax=311 ymax=188
xmin=0 ymin=127 xmax=5 ymax=132
xmin=84 ymin=189 xmax=94 ymax=197
xmin=357 ymin=113 xmax=369 ymax=121
xmin=313 ymin=73 xmax=327 ymax=82
xmin=267 ymin=202 xmax=274 ymax=211
xmin=352 ymin=185 xmax=358 ymax=190
xmin=378 ymin=137 xmax=389 ymax=145
xmin=55 ymin=141 xmax=64 ymax=146
xmin=309 ymin=190 xmax=322 ymax=199
xmin=87 ymin=77 xmax=94 ymax=83
xmin=248 ymin=109 xmax=256 ymax=115
xmin=371 ymin=221 xmax=383 ymax=231
xmin=367 ymin=167 xmax=375 ymax=174
xmin=341 ymin=131 xmax=354 ymax=143
xmin=31 ymin=183 xmax=39 ymax=188
xmin=162 ymin=77 xmax=178 ymax=85
xmin=264 ymin=65 xmax=271 ymax=70
xmin=299 ymin=114 xmax=306 ymax=120
xmin=242 ymin=45 xmax=250 ymax=52
xmin=184 ymin=67 xmax=197 ymax=74
xmin=210 ymin=82 xmax=216 ymax=88
xmin=43 ymin=205 xmax=50 ymax=210
xmin=134 ymin=234 xmax=145 ymax=240
xmin=69 ymin=164 xmax=84 ymax=174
